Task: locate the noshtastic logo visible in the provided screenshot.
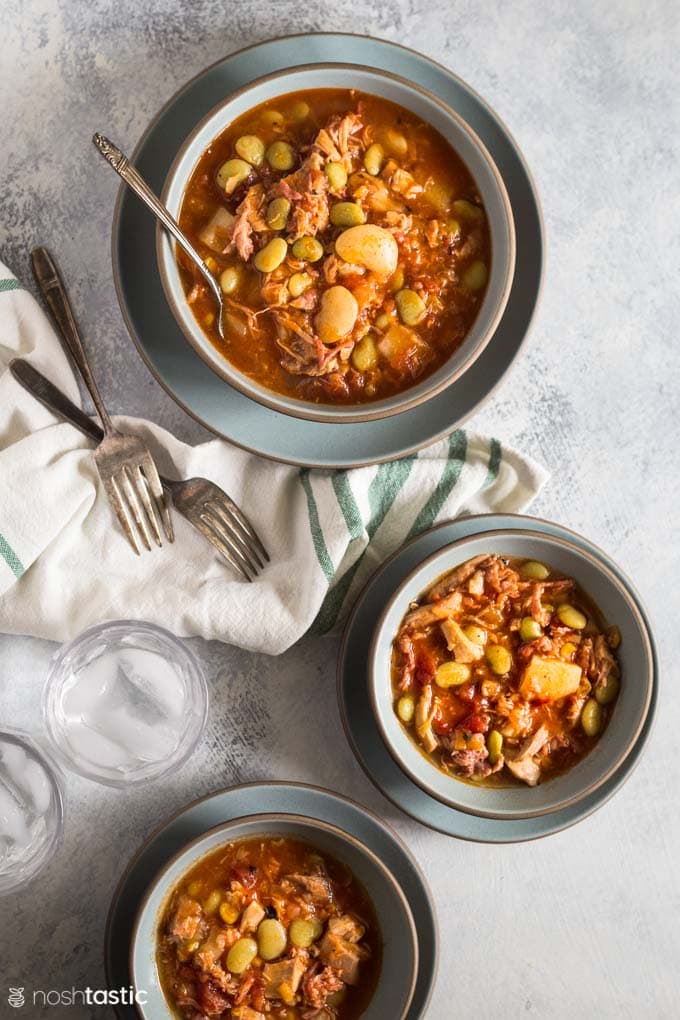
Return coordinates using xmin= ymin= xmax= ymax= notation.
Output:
xmin=7 ymin=986 xmax=147 ymax=1007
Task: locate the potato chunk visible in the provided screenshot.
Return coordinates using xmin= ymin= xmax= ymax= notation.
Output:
xmin=519 ymin=656 xmax=582 ymax=701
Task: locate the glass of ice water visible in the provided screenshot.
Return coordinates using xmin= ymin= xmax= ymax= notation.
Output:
xmin=0 ymin=729 xmax=64 ymax=893
xmin=43 ymin=621 xmax=208 ymax=787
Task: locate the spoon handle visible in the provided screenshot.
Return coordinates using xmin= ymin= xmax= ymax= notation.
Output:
xmin=92 ymin=133 xmax=221 ymax=306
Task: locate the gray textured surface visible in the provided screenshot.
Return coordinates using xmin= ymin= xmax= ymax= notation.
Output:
xmin=1 ymin=2 xmax=679 ymax=1018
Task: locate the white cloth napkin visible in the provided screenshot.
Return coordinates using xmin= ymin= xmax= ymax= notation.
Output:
xmin=0 ymin=262 xmax=548 ymax=653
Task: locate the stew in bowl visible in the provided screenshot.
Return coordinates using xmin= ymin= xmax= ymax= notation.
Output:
xmin=159 ymin=65 xmax=515 ymax=423
xmin=369 ymin=529 xmax=653 ymax=819
xmin=131 ymin=814 xmax=418 ymax=1020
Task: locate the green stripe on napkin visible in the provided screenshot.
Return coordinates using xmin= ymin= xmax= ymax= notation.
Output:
xmin=406 ymin=430 xmax=467 ymax=538
xmin=312 ymin=455 xmax=417 ymax=633
xmin=0 ymin=534 xmax=24 ymax=578
xmin=0 ymin=278 xmax=21 ymax=293
xmin=300 ymin=469 xmax=334 ymax=582
xmin=331 ymin=473 xmax=363 ymax=539
xmin=485 ymin=437 xmax=502 ymax=486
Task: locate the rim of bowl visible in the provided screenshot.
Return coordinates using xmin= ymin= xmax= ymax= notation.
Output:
xmin=368 ymin=527 xmax=654 ymax=820
xmin=129 ymin=810 xmax=419 ymax=1020
xmin=156 ymin=60 xmax=516 ymax=425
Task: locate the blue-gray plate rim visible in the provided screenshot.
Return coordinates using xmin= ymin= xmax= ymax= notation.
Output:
xmin=337 ymin=513 xmax=658 ymax=843
xmin=103 ymin=781 xmax=438 ymax=1020
xmin=112 ymin=32 xmax=544 ymax=468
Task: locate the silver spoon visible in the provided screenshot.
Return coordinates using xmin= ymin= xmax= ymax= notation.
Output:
xmin=92 ymin=132 xmax=225 ymax=339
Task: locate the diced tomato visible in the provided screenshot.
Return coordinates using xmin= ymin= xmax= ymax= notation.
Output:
xmin=414 ymin=649 xmax=436 ymax=687
xmin=432 ymin=716 xmax=453 ymax=736
xmin=459 ymin=712 xmax=489 ymax=734
xmin=197 ymin=981 xmax=230 ymax=1017
xmin=230 ymin=865 xmax=257 ymax=888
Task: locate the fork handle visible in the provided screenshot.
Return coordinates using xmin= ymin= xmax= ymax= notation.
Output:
xmin=30 ymin=247 xmax=115 ymax=434
xmin=11 ymin=358 xmax=105 ymax=442
xmin=10 ymin=359 xmax=176 ymax=491
xmin=92 ymin=133 xmax=222 ymax=307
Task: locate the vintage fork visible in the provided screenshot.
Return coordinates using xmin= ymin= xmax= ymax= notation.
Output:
xmin=10 ymin=359 xmax=269 ymax=581
xmin=31 ymin=246 xmax=173 ymax=555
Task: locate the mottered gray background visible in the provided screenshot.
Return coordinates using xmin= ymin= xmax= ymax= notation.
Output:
xmin=1 ymin=1 xmax=679 ymax=1017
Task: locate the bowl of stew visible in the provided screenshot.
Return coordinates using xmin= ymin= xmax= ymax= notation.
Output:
xmin=369 ymin=530 xmax=653 ymax=820
xmin=131 ymin=813 xmax=418 ymax=1019
xmin=158 ymin=63 xmax=515 ymax=423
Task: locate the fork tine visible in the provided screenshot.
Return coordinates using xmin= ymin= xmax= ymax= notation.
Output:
xmin=108 ymin=474 xmax=142 ymax=555
xmin=202 ymin=509 xmax=260 ymax=577
xmin=133 ymin=464 xmax=163 ymax=547
xmin=192 ymin=515 xmax=253 ymax=581
xmin=120 ymin=467 xmax=154 ymax=551
xmin=139 ymin=460 xmax=174 ymax=543
xmin=200 ymin=512 xmax=257 ymax=580
xmin=207 ymin=501 xmax=264 ymax=570
xmin=215 ymin=495 xmax=269 ymax=562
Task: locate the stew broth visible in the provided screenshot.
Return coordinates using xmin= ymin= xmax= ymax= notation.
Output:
xmin=176 ymin=89 xmax=491 ymax=405
xmin=157 ymin=836 xmax=381 ymax=1019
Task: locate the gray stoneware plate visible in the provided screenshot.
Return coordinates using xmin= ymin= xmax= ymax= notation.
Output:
xmin=104 ymin=782 xmax=438 ymax=1020
xmin=337 ymin=514 xmax=658 ymax=842
xmin=112 ymin=32 xmax=543 ymax=468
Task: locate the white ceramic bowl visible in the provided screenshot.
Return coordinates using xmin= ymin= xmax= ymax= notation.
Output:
xmin=158 ymin=63 xmax=515 ymax=424
xmin=369 ymin=530 xmax=654 ymax=819
xmin=131 ymin=813 xmax=418 ymax=1019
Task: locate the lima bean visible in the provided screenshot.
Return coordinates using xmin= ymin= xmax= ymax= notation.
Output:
xmin=257 ymin=918 xmax=287 ymax=961
xmin=315 ymin=285 xmax=358 ymax=344
xmin=519 ymin=560 xmax=550 ymax=581
xmin=363 ymin=143 xmax=384 ymax=176
xmin=595 ymin=672 xmax=620 ymax=705
xmin=383 ymin=128 xmax=408 ymax=156
xmin=520 ymin=617 xmax=543 ymax=642
xmin=451 ymin=198 xmax=485 ymax=222
xmin=219 ymin=266 xmax=241 ymax=295
xmin=291 ymin=236 xmax=324 ymax=262
xmin=325 ymin=162 xmax=348 ymax=191
xmin=235 ymin=134 xmax=265 ymax=166
xmin=557 ymin=604 xmax=588 ymax=630
xmin=435 ymin=661 xmax=471 ymax=687
xmin=335 ymin=224 xmax=398 ymax=277
xmin=330 ymin=202 xmax=366 ymax=228
xmin=395 ymin=288 xmax=426 ymax=326
xmin=266 ymin=197 xmax=291 ymax=231
xmin=216 ymin=159 xmax=250 ymax=194
xmin=253 ymin=237 xmax=288 ymax=274
xmin=266 ymin=140 xmax=296 ymax=171
xmin=487 ymin=729 xmax=503 ymax=765
xmin=351 ymin=334 xmax=378 ymax=372
xmin=486 ymin=644 xmax=513 ymax=675
xmin=289 ymin=918 xmax=324 ymax=948
xmin=226 ymin=937 xmax=257 ymax=974
xmin=581 ymin=698 xmax=603 ymax=737
xmin=464 ymin=624 xmax=487 ymax=646
xmin=462 ymin=260 xmax=488 ymax=291
xmin=288 ymin=272 xmax=312 ymax=298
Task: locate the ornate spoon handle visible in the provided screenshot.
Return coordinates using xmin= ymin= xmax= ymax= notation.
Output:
xmin=92 ymin=133 xmax=224 ymax=321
